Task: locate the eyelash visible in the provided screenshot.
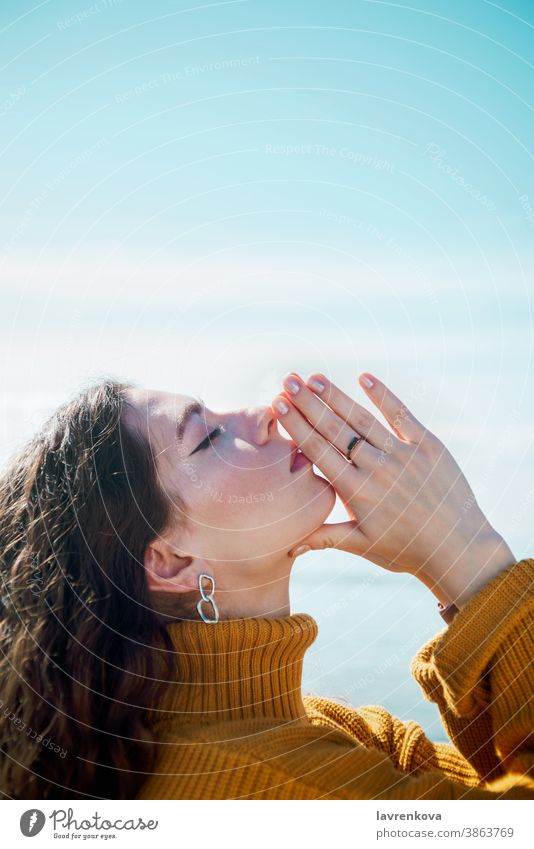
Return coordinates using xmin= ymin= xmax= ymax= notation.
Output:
xmin=191 ymin=424 xmax=225 ymax=454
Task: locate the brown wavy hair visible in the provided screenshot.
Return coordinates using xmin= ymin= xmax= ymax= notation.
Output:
xmin=0 ymin=378 xmax=190 ymax=799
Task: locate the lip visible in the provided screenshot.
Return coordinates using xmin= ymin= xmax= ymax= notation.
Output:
xmin=289 ymin=443 xmax=312 ymax=473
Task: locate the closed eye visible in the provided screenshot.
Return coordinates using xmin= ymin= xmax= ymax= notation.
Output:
xmin=189 ymin=424 xmax=225 ymax=456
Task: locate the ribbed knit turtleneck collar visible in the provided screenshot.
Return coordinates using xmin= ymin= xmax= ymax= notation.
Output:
xmin=147 ymin=612 xmax=318 ymax=727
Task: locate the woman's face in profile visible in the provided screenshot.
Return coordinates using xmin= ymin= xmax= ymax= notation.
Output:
xmin=125 ymin=387 xmax=336 ymax=563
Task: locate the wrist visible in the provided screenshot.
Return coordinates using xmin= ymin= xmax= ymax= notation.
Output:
xmin=424 ymin=532 xmax=517 ymax=610
xmin=437 ymin=600 xmax=460 ymax=624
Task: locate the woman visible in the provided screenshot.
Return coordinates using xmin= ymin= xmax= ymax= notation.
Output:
xmin=0 ymin=370 xmax=532 ymax=800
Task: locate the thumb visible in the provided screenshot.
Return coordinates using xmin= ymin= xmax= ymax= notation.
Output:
xmin=288 ymin=521 xmax=366 ymax=557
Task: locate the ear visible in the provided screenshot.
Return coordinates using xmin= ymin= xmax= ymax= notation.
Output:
xmin=144 ymin=537 xmax=199 ymax=594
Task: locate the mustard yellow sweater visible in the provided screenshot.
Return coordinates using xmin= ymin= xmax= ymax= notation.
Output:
xmin=136 ymin=558 xmax=534 ymax=799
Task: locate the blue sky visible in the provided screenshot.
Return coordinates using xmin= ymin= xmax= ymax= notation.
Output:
xmin=1 ymin=0 xmax=533 ymax=730
xmin=3 ymin=0 xmax=533 ymax=257
xmin=2 ymin=0 xmax=532 ymax=495
xmin=2 ymin=0 xmax=533 ymax=543
xmin=2 ymin=0 xmax=533 ymax=541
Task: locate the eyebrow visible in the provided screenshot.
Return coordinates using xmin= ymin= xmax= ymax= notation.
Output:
xmin=175 ymin=398 xmax=206 ymax=447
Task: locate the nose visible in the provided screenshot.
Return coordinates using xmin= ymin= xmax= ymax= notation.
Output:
xmin=248 ymin=405 xmax=277 ymax=445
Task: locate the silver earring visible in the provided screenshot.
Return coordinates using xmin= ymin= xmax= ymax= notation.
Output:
xmin=196 ymin=573 xmax=219 ymax=624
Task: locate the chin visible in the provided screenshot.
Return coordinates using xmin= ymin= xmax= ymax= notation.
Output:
xmin=314 ymin=473 xmax=336 ymax=500
xmin=307 ymin=475 xmax=336 ymax=521
xmin=322 ymin=479 xmax=337 ymax=515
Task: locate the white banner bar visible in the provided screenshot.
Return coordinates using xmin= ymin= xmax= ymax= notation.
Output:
xmin=3 ymin=799 xmax=532 ymax=848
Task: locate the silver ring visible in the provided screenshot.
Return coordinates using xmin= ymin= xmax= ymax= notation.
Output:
xmin=346 ymin=433 xmax=363 ymax=460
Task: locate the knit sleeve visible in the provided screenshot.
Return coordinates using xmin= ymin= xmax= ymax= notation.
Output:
xmin=300 ymin=557 xmax=534 ymax=799
xmin=303 ymin=697 xmax=484 ymax=786
xmin=409 ymin=556 xmax=534 ymax=794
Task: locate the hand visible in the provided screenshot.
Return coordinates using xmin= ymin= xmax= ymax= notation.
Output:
xmin=272 ymin=371 xmax=516 ymax=608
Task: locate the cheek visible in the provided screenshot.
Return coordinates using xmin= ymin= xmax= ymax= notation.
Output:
xmin=210 ymin=451 xmax=278 ymax=497
xmin=193 ymin=461 xmax=285 ymax=532
xmin=182 ymin=452 xmax=334 ymax=535
xmin=215 ymin=456 xmax=331 ymax=515
xmin=215 ymin=466 xmax=278 ymax=523
xmin=184 ymin=466 xmax=336 ymax=558
xmin=180 ymin=459 xmax=272 ymax=521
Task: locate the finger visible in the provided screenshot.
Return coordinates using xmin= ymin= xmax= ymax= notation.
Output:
xmin=289 ymin=521 xmax=367 ymax=556
xmin=272 ymin=394 xmax=365 ymax=491
xmin=358 ymin=373 xmax=427 ymax=443
xmin=304 ymin=372 xmax=393 ymax=450
xmin=281 ymin=373 xmax=379 ymax=467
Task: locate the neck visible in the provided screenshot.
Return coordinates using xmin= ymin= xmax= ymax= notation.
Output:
xmin=220 ymin=585 xmax=291 ymax=619
xmin=205 ymin=559 xmax=292 ymax=620
xmin=146 ymin=611 xmax=319 ymax=726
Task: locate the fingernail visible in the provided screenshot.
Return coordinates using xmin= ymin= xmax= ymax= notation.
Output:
xmin=360 ymin=374 xmax=374 ymax=388
xmin=274 ymin=398 xmax=289 ymax=414
xmin=308 ymin=377 xmax=325 ymax=393
xmin=290 ymin=544 xmax=311 ymax=557
xmin=284 ymin=377 xmax=300 ymax=395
